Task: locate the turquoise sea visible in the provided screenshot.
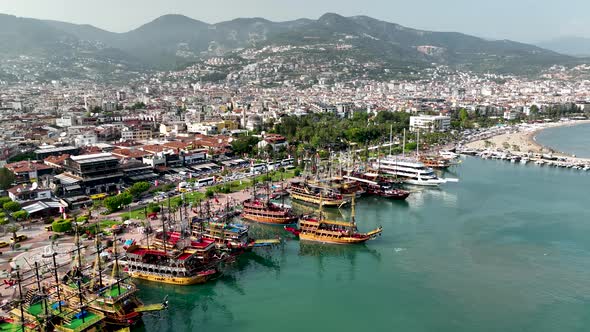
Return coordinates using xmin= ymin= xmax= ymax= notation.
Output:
xmin=535 ymin=123 xmax=590 ymax=158
xmin=135 ymin=155 xmax=590 ymax=332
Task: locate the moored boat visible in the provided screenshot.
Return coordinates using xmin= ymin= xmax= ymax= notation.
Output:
xmin=284 ymin=196 xmax=382 ymax=245
xmin=288 ymin=180 xmax=349 ymax=207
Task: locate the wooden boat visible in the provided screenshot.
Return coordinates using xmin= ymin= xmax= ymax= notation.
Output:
xmin=125 ymin=245 xmax=219 ymax=286
xmin=241 ymin=179 xmax=299 ymax=224
xmin=288 ymin=180 xmax=349 ymax=207
xmin=242 ymin=199 xmax=299 ymax=224
xmin=284 ymin=195 xmax=382 ymax=245
xmin=344 ymin=172 xmax=410 ymax=200
xmin=419 ymin=155 xmax=451 ymax=169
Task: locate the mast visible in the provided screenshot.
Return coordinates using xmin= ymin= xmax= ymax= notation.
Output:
xmin=402 ymin=128 xmax=406 ymax=158
xmin=34 ymin=262 xmax=50 ymax=329
xmin=112 ymin=236 xmax=122 ymax=295
xmin=417 ymin=128 xmax=420 ymax=157
xmin=52 ymin=254 xmax=62 ymax=313
xmin=389 ymin=124 xmax=393 ymax=156
xmin=94 ymin=225 xmax=103 ymax=288
xmin=16 ymin=270 xmax=25 ymax=332
xmin=318 ymin=193 xmax=324 ymax=222
xmin=162 ymin=204 xmax=168 ymax=256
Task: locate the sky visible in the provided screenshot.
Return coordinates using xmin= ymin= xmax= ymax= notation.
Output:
xmin=1 ymin=0 xmax=589 ymax=42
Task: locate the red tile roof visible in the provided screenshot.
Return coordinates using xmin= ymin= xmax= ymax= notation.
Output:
xmin=6 ymin=160 xmax=51 ymax=174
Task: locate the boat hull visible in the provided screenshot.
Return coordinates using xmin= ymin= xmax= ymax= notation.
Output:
xmin=290 ymin=192 xmax=347 ymax=207
xmin=241 ymin=213 xmax=298 ymax=225
xmin=127 ymin=270 xmax=217 ymax=285
xmin=299 ymin=233 xmax=372 ymax=244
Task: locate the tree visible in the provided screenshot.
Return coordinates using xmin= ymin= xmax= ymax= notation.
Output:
xmin=529 ymin=105 xmax=539 ymax=119
xmin=0 ymin=196 xmax=12 ymax=206
xmin=205 ymin=188 xmax=215 ymax=199
xmin=3 ymin=201 xmax=21 ymax=212
xmin=0 ymin=168 xmax=15 ymax=190
xmin=12 ymin=210 xmax=28 ymax=221
xmin=147 ymin=203 xmax=161 ymax=213
xmin=231 ymin=136 xmax=260 ymax=155
xmin=128 ymin=181 xmax=150 ymax=197
xmin=7 ymin=152 xmax=36 ymax=163
xmin=103 ymin=192 xmax=132 ymax=213
xmin=52 ymin=219 xmax=73 ymax=233
xmin=6 ymin=223 xmax=21 ymax=242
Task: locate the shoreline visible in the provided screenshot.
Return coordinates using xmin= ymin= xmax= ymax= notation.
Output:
xmin=466 ymin=120 xmax=590 ymax=159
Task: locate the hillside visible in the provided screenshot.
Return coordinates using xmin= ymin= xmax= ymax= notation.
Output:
xmin=0 ymin=12 xmax=579 ymax=77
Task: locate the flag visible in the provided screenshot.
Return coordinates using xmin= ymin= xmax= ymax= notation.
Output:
xmin=63 ymin=212 xmax=67 ymax=220
xmin=214 ymin=197 xmax=219 ymax=204
xmin=155 ymin=180 xmax=159 ymax=187
xmin=189 ymin=173 xmax=193 ymax=179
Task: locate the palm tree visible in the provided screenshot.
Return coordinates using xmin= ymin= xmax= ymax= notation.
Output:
xmin=6 ymin=223 xmax=21 ymax=249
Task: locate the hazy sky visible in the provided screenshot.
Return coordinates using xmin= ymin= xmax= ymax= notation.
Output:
xmin=1 ymin=0 xmax=589 ymax=42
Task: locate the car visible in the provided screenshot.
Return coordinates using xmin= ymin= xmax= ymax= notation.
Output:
xmin=10 ymin=235 xmax=27 ymax=243
xmin=0 ymin=241 xmax=9 ymax=248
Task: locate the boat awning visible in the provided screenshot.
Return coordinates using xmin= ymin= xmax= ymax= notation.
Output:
xmin=320 ymin=220 xmax=354 ymax=227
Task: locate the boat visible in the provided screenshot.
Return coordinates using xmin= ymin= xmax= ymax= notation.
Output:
xmin=439 ymin=150 xmax=459 ymax=160
xmin=288 ymin=180 xmax=350 ymax=207
xmin=47 ymin=229 xmax=147 ymax=328
xmin=419 ymin=155 xmax=452 ymax=169
xmin=124 ymin=214 xmax=221 ymax=286
xmin=284 ymin=195 xmax=382 ymax=245
xmin=241 ymin=198 xmax=299 ymax=224
xmin=241 ymin=180 xmax=299 ymax=225
xmin=124 ymin=245 xmax=219 ymax=285
xmin=374 ymin=156 xmax=449 ymax=186
xmin=343 ymin=172 xmax=410 ymax=200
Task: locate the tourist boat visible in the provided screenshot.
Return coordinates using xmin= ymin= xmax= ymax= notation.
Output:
xmin=241 ymin=198 xmax=299 ymax=224
xmin=125 ymin=244 xmax=219 ymax=285
xmin=241 ymin=180 xmax=299 ymax=225
xmin=373 ymin=156 xmax=451 ymax=186
xmin=439 ymin=150 xmax=459 ymax=160
xmin=284 ymin=196 xmax=382 ymax=245
xmin=343 ymin=172 xmax=410 ymax=200
xmin=288 ymin=180 xmax=350 ymax=207
xmin=191 ymin=219 xmax=253 ymax=251
xmin=419 ymin=155 xmax=451 ymax=169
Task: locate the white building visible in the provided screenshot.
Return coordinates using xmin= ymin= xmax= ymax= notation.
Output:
xmin=503 ymin=111 xmax=517 ymax=121
xmin=56 ymin=115 xmax=76 ymax=128
xmin=74 ymin=133 xmax=98 ymax=147
xmin=409 ymin=115 xmax=451 ymax=132
xmin=121 ymin=127 xmax=153 ymax=141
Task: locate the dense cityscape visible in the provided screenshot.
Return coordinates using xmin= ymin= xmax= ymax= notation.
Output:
xmin=2 ymin=4 xmax=590 ymax=332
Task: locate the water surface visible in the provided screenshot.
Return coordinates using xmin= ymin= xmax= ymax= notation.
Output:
xmin=136 ymin=157 xmax=590 ymax=332
xmin=535 ymin=123 xmax=590 ymax=158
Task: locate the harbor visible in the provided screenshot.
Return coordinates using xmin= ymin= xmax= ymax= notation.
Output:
xmin=461 ymin=119 xmax=590 ymax=170
xmin=1 ymin=123 xmax=589 ymax=332
xmin=133 ymin=156 xmax=590 ymax=332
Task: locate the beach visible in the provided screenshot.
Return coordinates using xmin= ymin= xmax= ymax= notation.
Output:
xmin=466 ymin=120 xmax=590 ymax=157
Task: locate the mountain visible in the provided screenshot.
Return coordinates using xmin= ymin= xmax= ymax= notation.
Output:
xmin=0 ymin=12 xmax=579 ymax=77
xmin=536 ymin=36 xmax=590 ymax=57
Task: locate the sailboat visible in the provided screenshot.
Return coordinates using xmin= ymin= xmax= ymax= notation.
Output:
xmin=284 ymin=195 xmax=382 ymax=244
xmin=241 ymin=176 xmax=299 ymax=225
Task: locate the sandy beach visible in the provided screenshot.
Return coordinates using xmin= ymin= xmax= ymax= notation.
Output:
xmin=466 ymin=120 xmax=590 ymax=156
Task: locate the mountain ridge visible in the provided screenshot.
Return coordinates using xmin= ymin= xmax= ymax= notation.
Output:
xmin=0 ymin=12 xmax=581 ymax=76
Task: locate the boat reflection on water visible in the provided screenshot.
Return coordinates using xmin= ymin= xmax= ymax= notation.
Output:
xmin=406 ymin=186 xmax=458 ymax=208
xmin=297 ymin=241 xmax=381 ymax=280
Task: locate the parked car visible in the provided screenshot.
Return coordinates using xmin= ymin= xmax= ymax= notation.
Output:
xmin=10 ymin=235 xmax=28 ymax=243
xmin=0 ymin=241 xmax=9 ymax=248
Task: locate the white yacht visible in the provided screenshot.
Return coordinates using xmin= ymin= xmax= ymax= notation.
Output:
xmin=373 ymin=156 xmax=449 ymax=186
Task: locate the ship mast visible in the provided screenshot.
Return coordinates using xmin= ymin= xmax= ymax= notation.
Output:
xmin=402 ymin=128 xmax=406 ymax=158
xmin=389 ymin=124 xmax=393 ymax=157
